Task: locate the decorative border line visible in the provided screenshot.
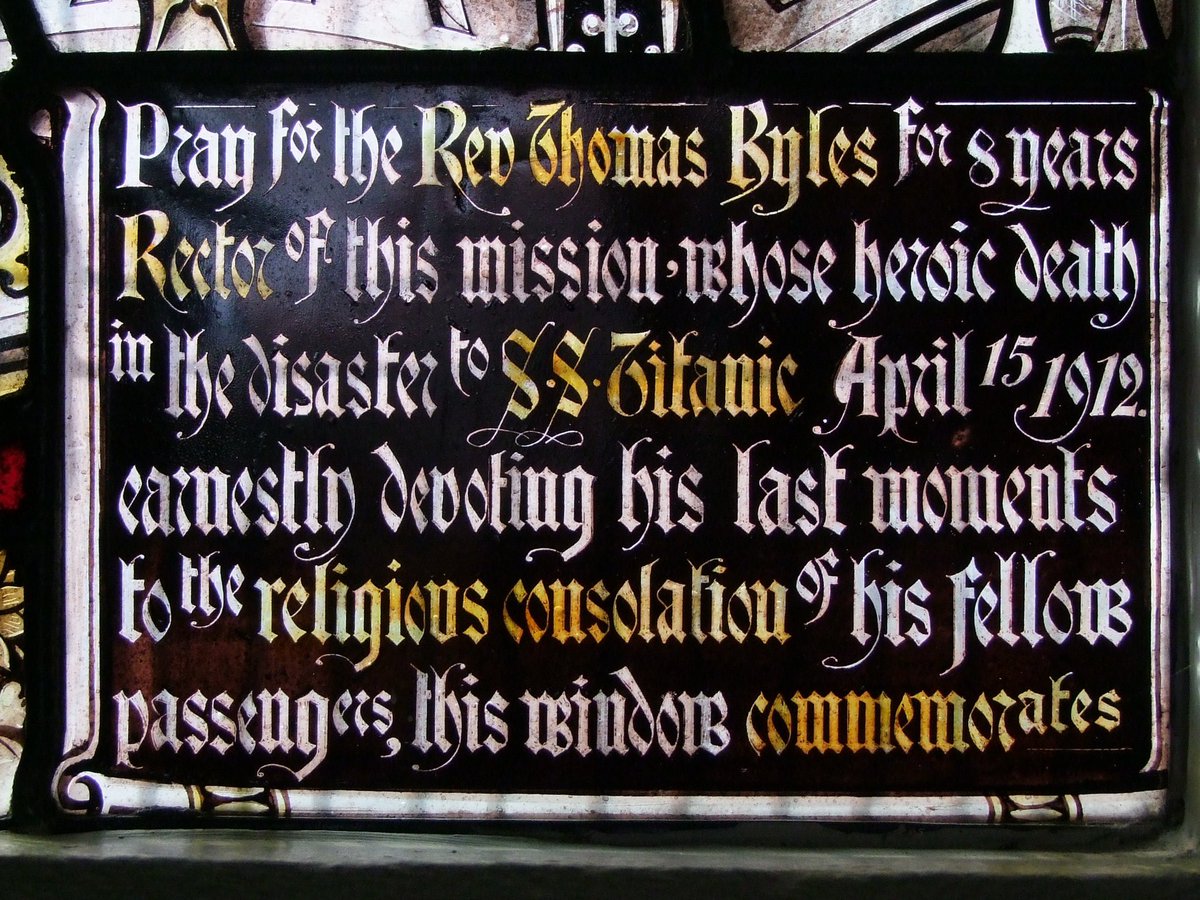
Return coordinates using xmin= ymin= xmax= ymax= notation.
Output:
xmin=54 ymin=89 xmax=105 ymax=810
xmin=1144 ymin=88 xmax=1171 ymax=774
xmin=62 ymin=773 xmax=1166 ymax=824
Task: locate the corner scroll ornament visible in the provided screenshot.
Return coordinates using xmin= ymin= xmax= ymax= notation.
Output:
xmin=544 ymin=0 xmax=681 ymax=52
xmin=56 ymin=774 xmax=291 ymax=817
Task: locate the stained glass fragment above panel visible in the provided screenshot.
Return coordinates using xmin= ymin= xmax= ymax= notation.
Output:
xmin=544 ymin=1 xmax=683 ymax=52
xmin=245 ymin=0 xmax=538 ymax=51
xmin=723 ymin=0 xmax=1173 ymax=52
xmin=30 ymin=1 xmax=585 ymax=51
xmin=33 ymin=0 xmax=142 ymax=53
xmin=29 ymin=1 xmax=692 ymax=52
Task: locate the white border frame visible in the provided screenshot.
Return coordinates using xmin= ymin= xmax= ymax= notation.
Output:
xmin=52 ymin=88 xmax=1172 ymax=824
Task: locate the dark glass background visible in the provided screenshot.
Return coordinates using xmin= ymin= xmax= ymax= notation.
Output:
xmin=0 ymin=0 xmax=1184 ymax=832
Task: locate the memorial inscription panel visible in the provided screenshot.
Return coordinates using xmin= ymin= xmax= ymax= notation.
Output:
xmin=54 ymin=82 xmax=1170 ymax=822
